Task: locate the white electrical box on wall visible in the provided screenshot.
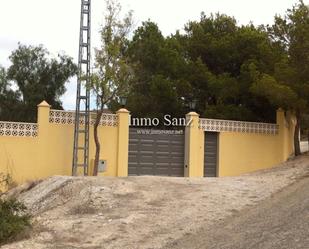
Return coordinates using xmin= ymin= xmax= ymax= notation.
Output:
xmin=98 ymin=160 xmax=107 ymax=172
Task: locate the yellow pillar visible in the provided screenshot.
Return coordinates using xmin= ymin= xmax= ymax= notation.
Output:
xmin=37 ymin=100 xmax=51 ymax=138
xmin=276 ymin=108 xmax=288 ymax=161
xmin=277 ymin=108 xmax=297 ymax=160
xmin=185 ymin=112 xmax=204 ymax=177
xmin=116 ymin=108 xmax=130 ymax=177
xmin=37 ymin=101 xmax=51 ymax=176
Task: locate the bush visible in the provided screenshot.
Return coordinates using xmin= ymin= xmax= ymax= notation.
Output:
xmin=0 ymin=198 xmax=31 ymax=245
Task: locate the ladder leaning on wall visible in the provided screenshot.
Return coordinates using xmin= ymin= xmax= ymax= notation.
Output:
xmin=72 ymin=0 xmax=92 ymax=176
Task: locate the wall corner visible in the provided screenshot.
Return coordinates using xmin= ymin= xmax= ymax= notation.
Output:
xmin=276 ymin=108 xmax=288 ymax=161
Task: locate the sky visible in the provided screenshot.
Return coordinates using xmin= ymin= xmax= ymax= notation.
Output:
xmin=0 ymin=0 xmax=307 ymax=110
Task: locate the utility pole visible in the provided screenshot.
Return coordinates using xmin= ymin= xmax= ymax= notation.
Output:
xmin=72 ymin=0 xmax=92 ymax=176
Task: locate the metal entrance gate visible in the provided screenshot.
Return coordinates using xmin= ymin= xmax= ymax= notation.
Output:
xmin=204 ymin=132 xmax=219 ymax=177
xmin=128 ymin=128 xmax=185 ymax=176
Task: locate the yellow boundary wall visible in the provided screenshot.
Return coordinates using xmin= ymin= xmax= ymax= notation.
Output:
xmin=186 ymin=109 xmax=296 ymax=177
xmin=1 ymin=103 xmax=296 ymax=190
xmin=0 ymin=101 xmax=129 ymax=189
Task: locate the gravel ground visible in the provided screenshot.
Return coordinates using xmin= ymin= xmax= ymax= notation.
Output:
xmin=1 ymin=154 xmax=309 ymax=249
xmin=164 ymin=175 xmax=309 ymax=249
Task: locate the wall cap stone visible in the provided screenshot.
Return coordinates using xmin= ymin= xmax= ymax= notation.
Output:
xmin=117 ymin=108 xmax=130 ymax=114
xmin=38 ymin=100 xmax=51 ymax=108
xmin=186 ymin=112 xmax=199 ymax=117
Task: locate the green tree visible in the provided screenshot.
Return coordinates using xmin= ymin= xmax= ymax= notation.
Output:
xmin=181 ymin=13 xmax=282 ymax=122
xmin=126 ymin=14 xmax=285 ymax=123
xmin=7 ymin=44 xmax=77 ymax=122
xmin=127 ymin=21 xmax=191 ymax=119
xmin=0 ymin=66 xmax=21 ymax=121
xmin=90 ymin=0 xmax=133 ymax=175
xmin=260 ymin=0 xmax=309 ymax=155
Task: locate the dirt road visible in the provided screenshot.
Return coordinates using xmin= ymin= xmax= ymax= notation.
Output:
xmin=164 ymin=176 xmax=309 ymax=249
xmin=1 ymin=155 xmax=309 ymax=249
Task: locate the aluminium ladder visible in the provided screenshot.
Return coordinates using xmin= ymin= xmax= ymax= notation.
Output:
xmin=72 ymin=0 xmax=92 ymax=176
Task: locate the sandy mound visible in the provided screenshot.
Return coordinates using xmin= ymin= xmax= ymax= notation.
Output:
xmin=2 ymin=155 xmax=309 ymax=249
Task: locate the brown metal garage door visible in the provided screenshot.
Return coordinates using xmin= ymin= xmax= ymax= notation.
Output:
xmin=204 ymin=132 xmax=219 ymax=177
xmin=129 ymin=128 xmax=185 ymax=176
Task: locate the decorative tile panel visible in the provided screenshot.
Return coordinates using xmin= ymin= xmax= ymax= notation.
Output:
xmin=94 ymin=113 xmax=118 ymax=127
xmin=49 ymin=110 xmax=75 ymax=125
xmin=49 ymin=110 xmax=118 ymax=127
xmin=0 ymin=122 xmax=38 ymax=137
xmin=199 ymin=118 xmax=278 ymax=135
